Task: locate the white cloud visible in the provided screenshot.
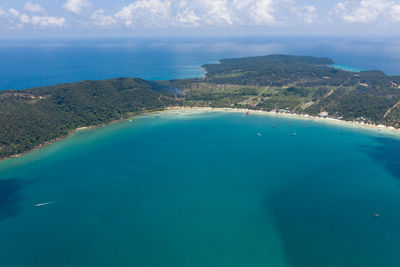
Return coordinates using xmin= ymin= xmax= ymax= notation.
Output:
xmin=200 ymin=0 xmax=235 ymax=25
xmin=8 ymin=8 xmax=30 ymax=26
xmin=333 ymin=2 xmax=347 ymax=14
xmin=332 ymin=0 xmax=393 ymax=23
xmin=91 ymin=9 xmax=116 ymax=28
xmin=62 ymin=0 xmax=91 ymax=15
xmin=175 ymin=8 xmax=200 ymax=26
xmin=391 ymin=5 xmax=400 ymax=21
xmin=8 ymin=8 xmax=65 ymax=28
xmin=250 ymin=0 xmax=276 ymax=25
xmin=115 ymin=0 xmax=172 ymax=27
xmin=20 ymin=14 xmax=30 ymax=23
xmin=8 ymin=9 xmax=20 ymax=18
xmin=31 ymin=16 xmax=66 ymax=27
xmin=3 ymin=0 xmax=400 ymax=33
xmin=302 ymin=5 xmax=317 ymax=24
xmin=115 ymin=0 xmax=281 ymax=28
xmin=233 ymin=0 xmax=276 ymax=25
xmin=12 ymin=0 xmax=400 ymax=32
xmin=24 ymin=2 xmax=46 ymax=14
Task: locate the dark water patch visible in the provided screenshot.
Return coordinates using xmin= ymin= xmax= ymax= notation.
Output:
xmin=0 ymin=179 xmax=26 ymax=222
xmin=268 ymin=177 xmax=400 ymax=267
xmin=358 ymin=137 xmax=400 ymax=180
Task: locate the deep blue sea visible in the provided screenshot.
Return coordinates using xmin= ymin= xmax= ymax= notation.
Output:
xmin=1 ymin=37 xmax=400 ymax=90
xmin=1 ymin=37 xmax=400 ymax=267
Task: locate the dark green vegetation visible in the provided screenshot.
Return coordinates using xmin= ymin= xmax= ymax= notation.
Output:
xmin=177 ymin=55 xmax=400 ymax=125
xmin=0 ymin=78 xmax=179 ymax=158
xmin=1 ymin=54 xmax=400 ymax=159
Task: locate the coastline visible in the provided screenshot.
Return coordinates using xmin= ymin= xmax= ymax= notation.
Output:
xmin=0 ymin=110 xmax=155 ymax=163
xmin=166 ymin=106 xmax=400 ymax=136
xmin=2 ymin=105 xmax=400 ymax=164
xmin=2 ymin=125 xmax=98 ymax=163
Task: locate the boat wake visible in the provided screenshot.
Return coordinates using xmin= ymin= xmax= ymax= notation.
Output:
xmin=34 ymin=202 xmax=53 ymax=207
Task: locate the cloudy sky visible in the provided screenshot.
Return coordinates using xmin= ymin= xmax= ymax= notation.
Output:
xmin=1 ymin=0 xmax=400 ymax=38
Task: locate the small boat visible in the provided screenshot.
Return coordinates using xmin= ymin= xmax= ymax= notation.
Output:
xmin=373 ymin=213 xmax=380 ymax=218
xmin=257 ymin=133 xmax=262 ymax=137
xmin=242 ymin=111 xmax=250 ymax=118
xmin=293 ymin=133 xmax=297 ymax=136
xmin=34 ymin=202 xmax=53 ymax=207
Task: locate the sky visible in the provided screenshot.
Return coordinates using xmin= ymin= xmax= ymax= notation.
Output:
xmin=1 ymin=0 xmax=400 ymax=38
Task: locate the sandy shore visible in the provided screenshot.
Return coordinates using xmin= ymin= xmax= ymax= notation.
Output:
xmin=2 ymin=105 xmax=399 ymax=163
xmin=166 ymin=106 xmax=400 ymax=137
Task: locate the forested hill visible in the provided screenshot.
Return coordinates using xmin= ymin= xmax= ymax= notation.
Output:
xmin=1 ymin=54 xmax=400 ymax=159
xmin=179 ymin=54 xmax=400 ymax=126
xmin=0 ymin=78 xmax=179 ymax=159
xmin=202 ymin=55 xmax=335 ymax=86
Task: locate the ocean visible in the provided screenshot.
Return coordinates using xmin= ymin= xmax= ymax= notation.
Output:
xmin=1 ymin=37 xmax=400 ymax=267
xmin=1 ymin=37 xmax=400 ymax=90
xmin=1 ymin=110 xmax=400 ymax=267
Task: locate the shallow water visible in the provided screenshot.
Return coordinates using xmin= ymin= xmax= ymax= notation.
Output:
xmin=0 ymin=111 xmax=399 ymax=267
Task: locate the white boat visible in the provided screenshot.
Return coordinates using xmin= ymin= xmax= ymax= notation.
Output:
xmin=34 ymin=202 xmax=53 ymax=207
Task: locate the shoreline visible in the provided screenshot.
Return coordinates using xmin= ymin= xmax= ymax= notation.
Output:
xmin=166 ymin=106 xmax=400 ymax=136
xmin=2 ymin=124 xmax=100 ymax=163
xmin=0 ymin=109 xmax=157 ymax=163
xmin=1 ymin=105 xmax=399 ymax=164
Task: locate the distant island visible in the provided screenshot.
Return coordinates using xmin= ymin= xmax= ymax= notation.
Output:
xmin=1 ymin=54 xmax=400 ymax=159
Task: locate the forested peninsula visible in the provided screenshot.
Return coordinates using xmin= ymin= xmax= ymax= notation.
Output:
xmin=1 ymin=55 xmax=400 ymax=159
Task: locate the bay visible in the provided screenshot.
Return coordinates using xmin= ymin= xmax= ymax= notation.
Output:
xmin=2 ymin=36 xmax=400 ymax=266
xmin=1 ymin=110 xmax=400 ymax=267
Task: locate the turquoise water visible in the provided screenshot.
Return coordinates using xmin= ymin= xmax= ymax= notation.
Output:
xmin=1 ymin=110 xmax=400 ymax=267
